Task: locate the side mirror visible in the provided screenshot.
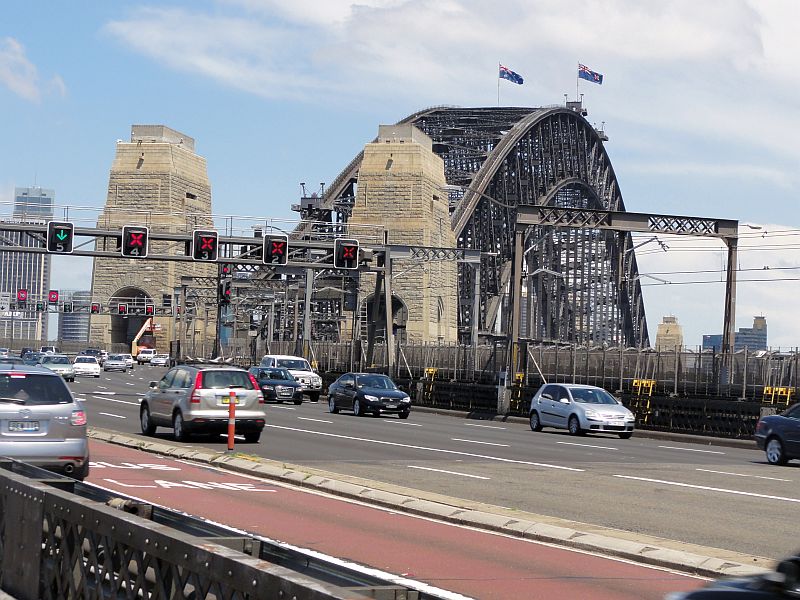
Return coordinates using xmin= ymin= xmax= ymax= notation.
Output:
xmin=149 ymin=381 xmax=158 ymax=389
xmin=559 ymin=398 xmax=571 ymax=404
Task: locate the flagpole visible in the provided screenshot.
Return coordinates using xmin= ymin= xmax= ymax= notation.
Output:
xmin=498 ymin=62 xmax=500 ymax=106
xmin=576 ymin=63 xmax=579 ymax=101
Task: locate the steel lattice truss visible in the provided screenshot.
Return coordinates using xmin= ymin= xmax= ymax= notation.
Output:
xmin=311 ymin=106 xmax=651 ymax=347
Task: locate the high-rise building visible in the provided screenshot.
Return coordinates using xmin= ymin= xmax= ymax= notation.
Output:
xmin=58 ymin=290 xmax=91 ymax=342
xmin=702 ymin=316 xmax=767 ymax=351
xmin=0 ymin=187 xmax=53 ymax=341
xmin=655 ymin=315 xmax=683 ymax=351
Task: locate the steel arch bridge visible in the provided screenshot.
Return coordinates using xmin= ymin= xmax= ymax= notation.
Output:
xmin=304 ymin=106 xmax=650 ymax=347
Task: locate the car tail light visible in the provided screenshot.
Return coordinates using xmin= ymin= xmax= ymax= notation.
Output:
xmin=248 ymin=373 xmax=264 ymax=403
xmin=71 ymin=410 xmax=87 ymax=426
xmin=190 ymin=371 xmax=204 ymax=404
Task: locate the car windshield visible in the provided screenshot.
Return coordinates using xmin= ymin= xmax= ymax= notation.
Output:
xmin=121 ymin=355 xmax=132 ymax=359
xmin=201 ymin=370 xmax=254 ymax=390
xmin=108 ymin=354 xmax=124 ymax=361
xmin=0 ymin=373 xmax=72 ymax=405
xmin=42 ymin=356 xmax=70 ymax=365
xmin=276 ymin=359 xmax=312 ymax=371
xmin=263 ymin=368 xmax=293 ymax=381
xmin=356 ymin=374 xmax=397 ymax=390
xmin=570 ymin=388 xmax=619 ymax=405
xmin=154 ymin=354 xmax=169 ymax=359
xmin=75 ymin=357 xmax=96 ymax=364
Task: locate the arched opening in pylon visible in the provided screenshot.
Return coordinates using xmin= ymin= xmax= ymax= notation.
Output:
xmin=109 ymin=286 xmax=153 ymax=346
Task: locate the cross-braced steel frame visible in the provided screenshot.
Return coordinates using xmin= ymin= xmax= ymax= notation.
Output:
xmin=315 ymin=106 xmax=655 ymax=347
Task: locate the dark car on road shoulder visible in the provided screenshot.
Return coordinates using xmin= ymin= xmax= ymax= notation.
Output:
xmin=755 ymin=402 xmax=800 ymax=465
xmin=328 ymin=372 xmax=411 ymax=418
xmin=248 ymin=367 xmax=303 ymax=405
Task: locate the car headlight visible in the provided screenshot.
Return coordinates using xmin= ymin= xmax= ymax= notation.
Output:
xmin=401 ymin=396 xmax=411 ymax=403
xmin=584 ymin=409 xmax=600 ymax=419
xmin=626 ymin=412 xmax=636 ymax=421
xmin=364 ymin=395 xmax=379 ymax=402
xmin=262 ymin=385 xmax=274 ymax=391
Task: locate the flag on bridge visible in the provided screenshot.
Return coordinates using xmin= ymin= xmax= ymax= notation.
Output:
xmin=499 ymin=64 xmax=524 ymax=85
xmin=578 ymin=63 xmax=603 ymax=84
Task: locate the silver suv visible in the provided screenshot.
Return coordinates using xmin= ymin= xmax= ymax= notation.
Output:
xmin=0 ymin=364 xmax=89 ymax=479
xmin=140 ymin=364 xmax=266 ymax=443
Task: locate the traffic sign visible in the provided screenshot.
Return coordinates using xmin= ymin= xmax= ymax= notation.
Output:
xmin=263 ymin=234 xmax=288 ymax=265
xmin=333 ymin=239 xmax=360 ymax=270
xmin=48 ymin=290 xmax=59 ymax=304
xmin=121 ymin=226 xmax=149 ymax=258
xmin=118 ymin=303 xmax=128 ymax=315
xmin=192 ymin=230 xmax=219 ymax=261
xmin=90 ymin=302 xmax=101 ymax=314
xmin=16 ymin=289 xmax=27 ymax=302
xmin=46 ymin=221 xmax=74 ymax=253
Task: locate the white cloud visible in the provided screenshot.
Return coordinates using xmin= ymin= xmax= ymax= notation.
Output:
xmin=0 ymin=37 xmax=41 ymax=101
xmin=623 ymin=162 xmax=793 ymax=188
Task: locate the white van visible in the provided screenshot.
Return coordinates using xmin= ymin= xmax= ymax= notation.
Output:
xmin=259 ymin=354 xmax=323 ymax=401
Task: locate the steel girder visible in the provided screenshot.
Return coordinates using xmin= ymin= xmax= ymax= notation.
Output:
xmin=316 ymin=106 xmax=650 ymax=347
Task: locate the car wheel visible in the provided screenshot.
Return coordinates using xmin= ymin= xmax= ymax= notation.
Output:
xmin=568 ymin=415 xmax=583 ymax=436
xmin=328 ymin=397 xmax=339 ymax=413
xmin=71 ymin=460 xmax=90 ymax=482
xmin=173 ymin=411 xmax=189 ymax=442
xmin=294 ymin=397 xmax=303 ymax=405
xmin=140 ymin=405 xmax=156 ymax=436
xmin=529 ymin=411 xmax=542 ymax=432
xmin=399 ymin=410 xmax=410 ymax=420
xmin=766 ymin=437 xmax=788 ymax=465
xmin=244 ymin=431 xmax=261 ymax=443
xmin=95 ymin=374 xmax=100 ymax=378
xmin=618 ymin=432 xmax=633 ymax=440
xmin=309 ymin=392 xmax=320 ymax=403
xmin=353 ymin=399 xmax=363 ymax=417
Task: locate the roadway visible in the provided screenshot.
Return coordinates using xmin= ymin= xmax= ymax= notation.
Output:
xmin=70 ymin=367 xmax=799 ymax=562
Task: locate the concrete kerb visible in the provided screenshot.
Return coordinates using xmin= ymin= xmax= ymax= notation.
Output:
xmin=88 ymin=427 xmax=772 ymax=580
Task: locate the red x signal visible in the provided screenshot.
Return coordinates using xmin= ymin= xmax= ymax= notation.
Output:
xmin=342 ymin=245 xmax=356 ymax=258
xmin=201 ymin=237 xmax=215 ymax=250
xmin=270 ymin=241 xmax=285 ymax=255
xmin=129 ymin=233 xmax=144 ymax=247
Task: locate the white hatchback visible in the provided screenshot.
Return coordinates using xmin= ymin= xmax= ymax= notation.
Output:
xmin=73 ymin=356 xmax=101 ymax=378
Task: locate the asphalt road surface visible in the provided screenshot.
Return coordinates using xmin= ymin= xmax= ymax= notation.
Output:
xmin=71 ymin=367 xmax=799 ymax=561
xmin=87 ymin=439 xmax=705 ymax=600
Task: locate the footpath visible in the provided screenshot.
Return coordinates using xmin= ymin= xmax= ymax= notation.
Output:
xmin=89 ymin=418 xmax=770 ymax=580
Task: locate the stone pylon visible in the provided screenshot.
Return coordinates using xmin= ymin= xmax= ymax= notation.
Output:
xmin=347 ymin=124 xmax=458 ymax=343
xmin=89 ymin=126 xmax=216 ymax=352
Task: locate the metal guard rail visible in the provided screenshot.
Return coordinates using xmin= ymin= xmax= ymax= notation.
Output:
xmin=0 ymin=459 xmax=425 ymax=600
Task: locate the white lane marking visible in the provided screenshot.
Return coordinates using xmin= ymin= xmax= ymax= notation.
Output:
xmin=408 ymin=465 xmax=490 ymax=480
xmin=264 ymin=424 xmax=583 ymax=471
xmin=93 ymin=391 xmax=116 ymax=395
xmin=297 ymin=417 xmax=333 ymax=424
xmin=465 ymin=423 xmax=506 ymax=430
xmin=97 ymin=385 xmax=108 ymax=389
xmin=696 ymin=468 xmax=791 ymax=482
xmin=125 ymin=382 xmax=136 ymax=386
xmin=74 ymin=397 xmax=87 ymax=402
xmin=387 ymin=420 xmax=422 ymax=426
xmin=98 ymin=412 xmax=127 ymax=419
xmin=556 ymin=441 xmax=618 ymax=450
xmin=658 ymin=445 xmax=725 ymax=455
xmin=136 ymin=393 xmax=146 ymax=396
xmin=451 ymin=438 xmax=509 ymax=447
xmin=272 ymin=405 xmax=297 ymax=410
xmin=90 ymin=395 xmax=140 ymax=406
xmin=614 ymin=475 xmax=800 ymax=504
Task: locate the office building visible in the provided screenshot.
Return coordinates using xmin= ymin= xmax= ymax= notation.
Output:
xmin=0 ymin=187 xmax=53 ymax=341
xmin=702 ymin=316 xmax=767 ymax=352
xmin=58 ymin=290 xmax=91 ymax=342
xmin=655 ymin=315 xmax=683 ymax=351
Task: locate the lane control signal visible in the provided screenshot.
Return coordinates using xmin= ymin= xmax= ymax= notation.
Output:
xmin=192 ymin=230 xmax=219 ymax=261
xmin=121 ymin=225 xmax=149 ymax=258
xmin=90 ymin=303 xmax=101 ymax=314
xmin=333 ymin=238 xmax=360 ymax=270
xmin=48 ymin=290 xmax=59 ymax=304
xmin=263 ymin=234 xmax=289 ymax=265
xmin=118 ymin=303 xmax=129 ymax=315
xmin=46 ymin=221 xmax=74 ymax=254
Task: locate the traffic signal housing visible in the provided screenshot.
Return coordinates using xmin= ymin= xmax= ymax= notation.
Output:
xmin=35 ymin=301 xmax=45 ymax=312
xmin=118 ymin=303 xmax=129 ymax=315
xmin=333 ymin=239 xmax=360 ymax=270
xmin=16 ymin=289 xmax=27 ymax=307
xmin=121 ymin=225 xmax=149 ymax=258
xmin=145 ymin=304 xmax=155 ymax=316
xmin=48 ymin=290 xmax=59 ymax=304
xmin=263 ymin=234 xmax=288 ymax=265
xmin=63 ymin=302 xmax=73 ymax=313
xmin=90 ymin=303 xmax=101 ymax=314
xmin=192 ymin=230 xmax=219 ymax=261
xmin=219 ymin=281 xmax=232 ymax=305
xmin=46 ymin=221 xmax=74 ymax=254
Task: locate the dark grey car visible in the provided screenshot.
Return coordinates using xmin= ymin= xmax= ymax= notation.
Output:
xmin=755 ymin=403 xmax=800 ymax=465
xmin=328 ymin=373 xmax=411 ymax=418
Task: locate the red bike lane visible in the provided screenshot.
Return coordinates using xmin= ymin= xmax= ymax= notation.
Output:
xmin=87 ymin=440 xmax=704 ymax=600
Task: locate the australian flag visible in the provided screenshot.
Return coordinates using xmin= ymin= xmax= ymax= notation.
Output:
xmin=499 ymin=64 xmax=524 ymax=85
xmin=578 ymin=63 xmax=603 ymax=84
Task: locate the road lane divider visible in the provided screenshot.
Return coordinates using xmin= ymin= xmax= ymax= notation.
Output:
xmin=98 ymin=412 xmax=127 ymax=419
xmin=265 ymin=424 xmax=583 ymax=471
xmin=91 ymin=395 xmax=140 ymax=406
xmin=298 ymin=417 xmax=334 ymax=424
xmin=657 ymin=445 xmax=725 ymax=455
xmin=450 ymin=438 xmax=510 ymax=447
xmin=407 ymin=465 xmax=490 ymax=480
xmin=695 ymin=468 xmax=791 ymax=482
xmin=613 ymin=475 xmax=800 ymax=504
xmin=464 ymin=423 xmax=506 ymax=430
xmin=556 ymin=441 xmax=618 ymax=451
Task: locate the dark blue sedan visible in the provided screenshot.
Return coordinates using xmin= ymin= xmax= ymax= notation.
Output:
xmin=248 ymin=367 xmax=303 ymax=405
xmin=755 ymin=402 xmax=800 ymax=465
xmin=327 ymin=373 xmax=411 ymax=418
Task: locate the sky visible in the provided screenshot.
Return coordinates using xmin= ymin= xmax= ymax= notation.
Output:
xmin=1 ymin=0 xmax=798 ymax=348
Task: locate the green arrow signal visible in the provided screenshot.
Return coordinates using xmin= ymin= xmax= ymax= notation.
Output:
xmin=56 ymin=230 xmax=68 ymax=241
